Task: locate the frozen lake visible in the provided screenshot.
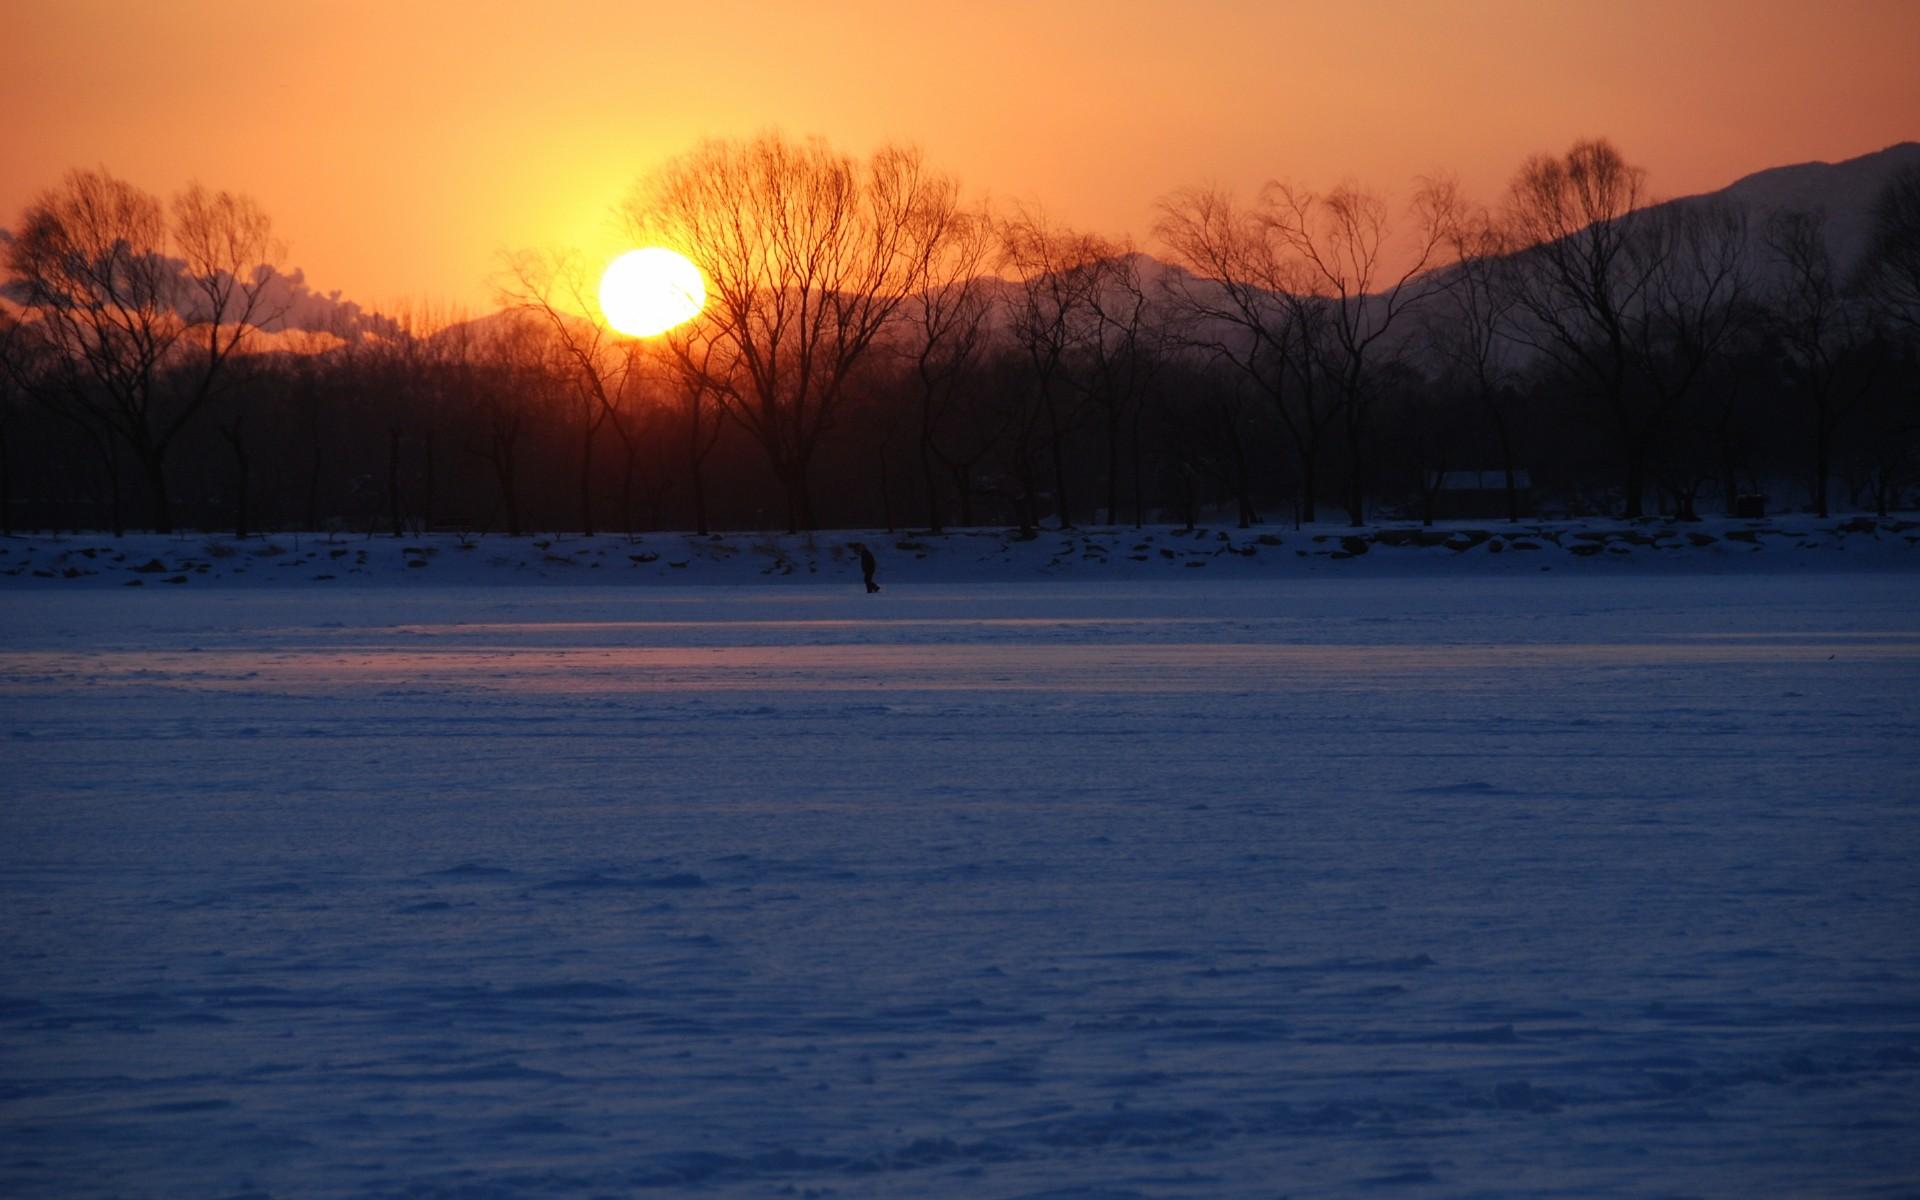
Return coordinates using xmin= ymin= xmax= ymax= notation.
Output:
xmin=3 ymin=573 xmax=1918 ymax=1197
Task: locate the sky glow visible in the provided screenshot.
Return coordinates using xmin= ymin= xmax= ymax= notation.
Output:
xmin=4 ymin=0 xmax=1915 ymax=315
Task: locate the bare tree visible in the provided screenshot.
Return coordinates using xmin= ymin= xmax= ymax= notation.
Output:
xmin=417 ymin=307 xmax=478 ymax=532
xmin=652 ymin=322 xmax=733 ymax=535
xmin=1265 ymin=178 xmax=1460 ymax=524
xmin=898 ymin=202 xmax=996 ymax=532
xmin=1148 ymin=362 xmax=1263 ymax=529
xmin=350 ymin=304 xmax=452 ymax=537
xmin=1632 ymin=200 xmax=1755 ymax=518
xmin=1 ymin=169 xmax=281 ymax=531
xmin=1155 ymin=186 xmax=1334 ymax=523
xmin=498 ymin=250 xmax=635 ymax=535
xmin=0 ymin=302 xmax=43 ymax=535
xmin=1860 ymin=164 xmax=1920 ymax=336
xmin=289 ymin=308 xmax=361 ymax=533
xmin=1079 ymin=247 xmax=1166 ymax=525
xmin=1000 ymin=210 xmax=1108 ymax=529
xmin=1765 ymin=208 xmax=1880 ymax=516
xmin=628 ymin=133 xmax=959 ymax=531
xmin=0 ymin=305 xmax=34 ymax=535
xmin=468 ymin=313 xmax=549 ymax=536
xmin=1426 ymin=211 xmax=1526 ymax=520
xmin=1503 ymin=139 xmax=1669 ymax=516
xmin=1854 ymin=165 xmax=1920 ymax=516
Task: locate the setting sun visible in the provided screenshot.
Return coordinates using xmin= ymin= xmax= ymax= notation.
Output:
xmin=599 ymin=247 xmax=705 ymax=337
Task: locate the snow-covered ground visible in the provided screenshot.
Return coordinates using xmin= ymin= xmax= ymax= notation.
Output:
xmin=2 ymin=527 xmax=1918 ymax=1198
xmin=2 ymin=513 xmax=1917 ymax=589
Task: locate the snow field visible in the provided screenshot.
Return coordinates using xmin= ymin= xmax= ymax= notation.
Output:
xmin=1 ymin=572 xmax=1917 ymax=1198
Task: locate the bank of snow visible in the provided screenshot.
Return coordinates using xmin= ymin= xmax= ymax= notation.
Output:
xmin=4 ymin=514 xmax=1918 ymax=589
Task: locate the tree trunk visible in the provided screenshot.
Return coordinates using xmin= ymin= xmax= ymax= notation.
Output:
xmin=387 ymin=428 xmax=405 ymax=537
xmin=618 ymin=433 xmax=637 ymax=537
xmin=1043 ymin=390 xmax=1073 ymax=529
xmin=139 ymin=445 xmax=173 ymax=534
xmin=779 ymin=455 xmax=817 ymax=533
xmin=221 ymin=424 xmax=250 ymax=539
xmin=94 ymin=432 xmax=124 ymax=537
xmin=1014 ymin=450 xmax=1039 ymax=538
xmin=1105 ymin=405 xmax=1120 ymax=526
xmin=1813 ymin=399 xmax=1832 ymax=519
xmin=880 ymin=454 xmax=895 ymax=534
xmin=1421 ymin=461 xmax=1449 ymax=528
xmin=1231 ymin=430 xmax=1257 ymax=528
xmin=1343 ymin=404 xmax=1367 ymax=527
xmin=1491 ymin=408 xmax=1520 ymax=523
xmin=306 ymin=441 xmax=323 ymax=533
xmin=780 ymin=467 xmax=800 ymax=534
xmin=917 ymin=403 xmax=940 ymax=529
xmin=951 ymin=463 xmax=976 ymax=529
xmin=422 ymin=433 xmax=436 ymax=532
xmin=689 ymin=452 xmax=709 ymax=537
xmin=1722 ymin=440 xmax=1740 ymax=518
xmin=1130 ymin=409 xmax=1146 ymax=528
xmin=1297 ymin=443 xmax=1318 ymax=526
xmin=494 ymin=445 xmax=522 ymax=538
xmin=578 ymin=424 xmax=596 ymax=537
xmin=1623 ymin=450 xmax=1646 ymax=519
xmin=0 ymin=417 xmax=11 ymax=537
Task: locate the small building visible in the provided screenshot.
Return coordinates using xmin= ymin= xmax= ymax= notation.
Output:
xmin=1430 ymin=469 xmax=1533 ymax=520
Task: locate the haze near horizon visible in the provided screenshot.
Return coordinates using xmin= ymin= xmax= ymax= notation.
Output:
xmin=3 ymin=0 xmax=1916 ymax=315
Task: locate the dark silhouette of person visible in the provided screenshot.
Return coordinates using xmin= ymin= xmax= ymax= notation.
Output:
xmin=851 ymin=541 xmax=879 ymax=592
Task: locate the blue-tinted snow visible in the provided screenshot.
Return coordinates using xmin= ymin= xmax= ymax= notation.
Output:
xmin=1 ymin=545 xmax=1917 ymax=1197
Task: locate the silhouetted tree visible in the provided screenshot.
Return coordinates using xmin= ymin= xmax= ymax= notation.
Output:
xmin=654 ymin=325 xmax=733 ymax=536
xmin=1504 ymin=139 xmax=1660 ymax=516
xmin=354 ymin=307 xmax=437 ymax=536
xmin=929 ymin=352 xmax=1016 ymax=530
xmin=1855 ymin=166 xmax=1920 ymax=515
xmin=1150 ymin=362 xmax=1264 ymax=527
xmin=629 ymin=133 xmax=959 ymax=531
xmin=467 ymin=313 xmax=547 ymax=535
xmin=1860 ymin=165 xmax=1920 ymax=336
xmin=898 ymin=202 xmax=996 ymax=532
xmin=1155 ymin=186 xmax=1335 ymax=523
xmin=3 ymin=171 xmax=282 ymax=531
xmin=1765 ymin=208 xmax=1881 ymax=516
xmin=1080 ymin=248 xmax=1164 ymax=525
xmin=1613 ymin=201 xmax=1755 ymax=519
xmin=0 ymin=305 xmax=36 ymax=535
xmin=1000 ymin=211 xmax=1108 ymax=529
xmin=1426 ymin=211 xmax=1526 ymax=520
xmin=500 ymin=250 xmax=634 ymax=535
xmin=1504 ymin=143 xmax=1755 ymax=518
xmin=1263 ymin=177 xmax=1461 ymax=524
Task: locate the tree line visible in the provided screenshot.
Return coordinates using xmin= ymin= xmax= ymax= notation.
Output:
xmin=2 ymin=134 xmax=1917 ymax=538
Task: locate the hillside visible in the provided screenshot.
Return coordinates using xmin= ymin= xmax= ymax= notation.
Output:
xmin=1667 ymin=140 xmax=1920 ymax=279
xmin=240 ymin=142 xmax=1920 ymax=353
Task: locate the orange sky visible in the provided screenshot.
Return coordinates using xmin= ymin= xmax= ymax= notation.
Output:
xmin=4 ymin=0 xmax=1916 ymax=316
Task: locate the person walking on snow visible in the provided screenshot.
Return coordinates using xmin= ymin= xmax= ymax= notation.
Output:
xmin=850 ymin=542 xmax=880 ymax=593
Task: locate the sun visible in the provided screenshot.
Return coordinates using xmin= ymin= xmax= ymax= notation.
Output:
xmin=599 ymin=247 xmax=705 ymax=337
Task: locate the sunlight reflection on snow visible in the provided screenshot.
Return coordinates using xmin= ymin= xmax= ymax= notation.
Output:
xmin=6 ymin=633 xmax=1917 ymax=696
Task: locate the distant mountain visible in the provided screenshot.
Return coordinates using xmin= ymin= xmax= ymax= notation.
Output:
xmin=425 ymin=306 xmax=570 ymax=351
xmin=1668 ymin=140 xmax=1920 ymax=278
xmin=195 ymin=142 xmax=1920 ymax=357
xmin=980 ymin=144 xmax=1920 ymax=355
